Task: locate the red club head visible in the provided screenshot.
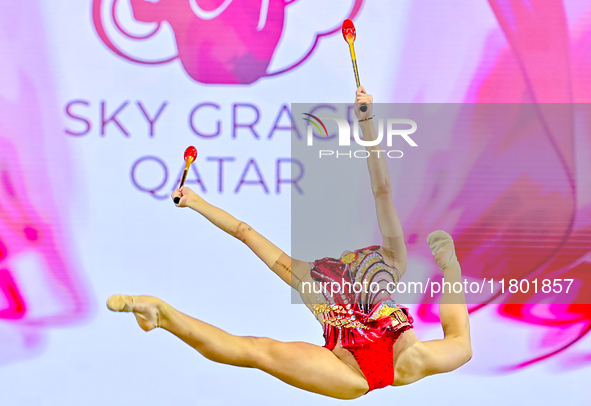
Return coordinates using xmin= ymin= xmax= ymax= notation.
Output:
xmin=184 ymin=146 xmax=197 ymax=162
xmin=342 ymin=19 xmax=356 ymax=43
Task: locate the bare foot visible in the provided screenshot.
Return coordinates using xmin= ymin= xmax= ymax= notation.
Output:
xmin=427 ymin=230 xmax=459 ymax=271
xmin=106 ymin=294 xmax=163 ymax=331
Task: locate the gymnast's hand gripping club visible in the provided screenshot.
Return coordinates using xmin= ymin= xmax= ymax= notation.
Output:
xmin=173 ymin=146 xmax=197 ymax=205
xmin=342 ymin=19 xmax=367 ymax=113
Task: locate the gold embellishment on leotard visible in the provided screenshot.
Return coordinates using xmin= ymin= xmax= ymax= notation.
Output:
xmin=313 ymin=304 xmax=368 ymax=329
xmin=398 ymin=310 xmax=407 ymax=323
xmin=324 ymin=318 xmax=368 ymax=329
xmin=390 ymin=308 xmax=410 ymax=328
xmin=341 ymin=252 xmax=357 ymax=264
xmin=315 ymin=303 xmax=412 ymax=332
xmin=368 ymin=302 xmax=397 ymax=321
xmin=313 ymin=304 xmax=332 ymax=316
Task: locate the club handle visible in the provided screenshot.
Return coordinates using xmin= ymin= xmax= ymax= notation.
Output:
xmin=179 ymin=167 xmax=189 ymax=190
xmin=174 ymin=169 xmax=188 ymax=205
xmin=347 ymin=41 xmax=366 ymax=113
xmin=174 ymin=159 xmax=193 ymax=204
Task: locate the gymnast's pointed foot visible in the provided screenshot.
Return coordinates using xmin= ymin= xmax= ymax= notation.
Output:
xmin=107 ymin=294 xmax=163 ymax=331
xmin=427 ymin=230 xmax=460 ymax=271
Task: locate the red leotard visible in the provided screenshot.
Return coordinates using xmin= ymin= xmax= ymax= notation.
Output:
xmin=310 ymin=246 xmax=414 ymax=393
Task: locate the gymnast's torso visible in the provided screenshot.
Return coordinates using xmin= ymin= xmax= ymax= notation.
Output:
xmin=293 ymin=246 xmax=419 ymax=388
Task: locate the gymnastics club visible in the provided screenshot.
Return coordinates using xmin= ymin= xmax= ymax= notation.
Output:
xmin=342 ymin=19 xmax=367 ymax=112
xmin=173 ymin=146 xmax=198 ymax=204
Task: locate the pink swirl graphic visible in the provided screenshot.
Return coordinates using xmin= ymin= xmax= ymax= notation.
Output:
xmin=397 ymin=0 xmax=591 ymax=371
xmin=0 ymin=2 xmax=91 ymax=364
xmin=92 ymin=0 xmax=364 ymax=84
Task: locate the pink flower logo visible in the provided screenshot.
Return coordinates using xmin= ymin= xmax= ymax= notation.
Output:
xmin=92 ymin=0 xmax=364 ymax=84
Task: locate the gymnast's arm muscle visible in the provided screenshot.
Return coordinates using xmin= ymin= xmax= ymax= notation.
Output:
xmin=356 ymin=88 xmax=407 ymax=274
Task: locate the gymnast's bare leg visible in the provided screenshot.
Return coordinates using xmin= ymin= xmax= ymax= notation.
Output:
xmin=106 ymin=294 xmax=369 ymax=399
xmin=106 ymin=229 xmax=472 ymax=395
xmin=108 ymin=86 xmax=472 ymax=396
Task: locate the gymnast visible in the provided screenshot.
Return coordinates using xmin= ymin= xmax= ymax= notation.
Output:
xmin=107 ymin=87 xmax=472 ymax=399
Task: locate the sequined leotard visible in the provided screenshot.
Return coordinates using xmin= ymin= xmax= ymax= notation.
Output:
xmin=309 ymin=246 xmax=414 ymax=393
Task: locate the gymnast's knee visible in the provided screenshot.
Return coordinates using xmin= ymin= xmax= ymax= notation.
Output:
xmin=240 ymin=336 xmax=276 ymax=368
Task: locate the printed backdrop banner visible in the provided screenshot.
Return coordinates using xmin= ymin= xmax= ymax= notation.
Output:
xmin=1 ymin=1 xmax=590 ymax=405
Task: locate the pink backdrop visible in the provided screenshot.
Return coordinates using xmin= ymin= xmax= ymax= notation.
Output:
xmin=1 ymin=0 xmax=590 ymax=404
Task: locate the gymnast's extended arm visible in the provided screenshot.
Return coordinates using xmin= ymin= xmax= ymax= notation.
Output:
xmin=171 ymin=187 xmax=307 ymax=289
xmin=355 ymin=87 xmax=407 ymax=276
